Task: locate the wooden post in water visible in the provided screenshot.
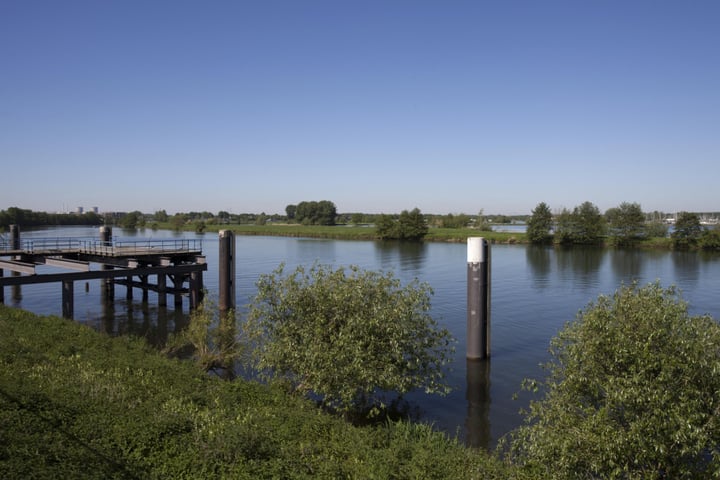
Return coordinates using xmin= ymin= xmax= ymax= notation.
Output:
xmin=218 ymin=230 xmax=235 ymax=313
xmin=10 ymin=224 xmax=21 ymax=301
xmin=99 ymin=226 xmax=114 ymax=300
xmin=467 ymin=237 xmax=491 ymax=360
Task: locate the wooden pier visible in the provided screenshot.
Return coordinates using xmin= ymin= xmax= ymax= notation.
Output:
xmin=0 ymin=226 xmax=207 ymax=319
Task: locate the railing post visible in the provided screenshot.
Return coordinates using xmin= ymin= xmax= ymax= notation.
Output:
xmin=467 ymin=237 xmax=491 ymax=360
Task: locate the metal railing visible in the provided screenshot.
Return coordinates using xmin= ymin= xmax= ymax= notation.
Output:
xmin=0 ymin=237 xmax=202 ymax=256
xmin=79 ymin=239 xmax=203 ymax=256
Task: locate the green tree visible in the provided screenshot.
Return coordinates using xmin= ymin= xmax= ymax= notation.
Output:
xmin=285 ymin=204 xmax=297 ymax=221
xmin=573 ymin=201 xmax=605 ymax=244
xmin=294 ymin=200 xmax=337 ymax=225
xmin=699 ymin=224 xmax=720 ymax=251
xmin=398 ymin=208 xmax=428 ymax=240
xmin=526 ymin=202 xmax=553 ymax=244
xmin=154 ymin=209 xmax=169 ymax=222
xmin=672 ymin=211 xmax=703 ymax=249
xmin=245 ymin=264 xmax=454 ymax=417
xmin=554 ymin=202 xmax=605 ymax=245
xmin=375 ymin=214 xmax=399 ymax=240
xmin=119 ymin=210 xmax=143 ymax=229
xmin=374 ymin=209 xmax=428 ymax=241
xmin=553 ymin=208 xmax=575 ymax=245
xmin=439 ymin=213 xmax=470 ymax=229
xmin=605 ymin=201 xmax=645 ymax=246
xmin=645 ymin=220 xmax=669 ymax=238
xmin=171 ymin=213 xmax=186 ymax=231
xmin=509 ymin=282 xmax=720 ymax=479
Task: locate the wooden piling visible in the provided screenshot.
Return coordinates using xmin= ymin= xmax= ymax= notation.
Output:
xmin=467 ymin=237 xmax=491 ymax=360
xmin=99 ymin=226 xmax=114 ymax=300
xmin=218 ymin=230 xmax=235 ymax=312
xmin=10 ymin=225 xmax=21 ymax=301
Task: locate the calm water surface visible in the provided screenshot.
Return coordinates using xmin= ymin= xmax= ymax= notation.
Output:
xmin=6 ymin=226 xmax=720 ymax=448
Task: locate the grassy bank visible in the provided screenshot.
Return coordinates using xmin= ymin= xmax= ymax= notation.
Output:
xmin=154 ymin=222 xmax=680 ymax=249
xmin=0 ymin=305 xmax=517 ymax=479
xmin=154 ymin=221 xmax=526 ymax=244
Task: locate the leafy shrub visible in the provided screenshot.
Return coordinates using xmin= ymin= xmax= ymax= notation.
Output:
xmin=508 ymin=282 xmax=720 ymax=479
xmin=245 ymin=263 xmax=454 ymax=417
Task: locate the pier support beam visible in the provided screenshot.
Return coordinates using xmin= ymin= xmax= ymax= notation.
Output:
xmin=10 ymin=224 xmax=20 ymax=251
xmin=218 ymin=230 xmax=236 ymax=313
xmin=467 ymin=237 xmax=491 ymax=360
xmin=62 ymin=280 xmax=74 ymax=319
xmin=10 ymin=225 xmax=21 ymax=301
xmin=0 ymin=269 xmax=4 ymax=304
xmin=141 ymin=275 xmax=149 ymax=302
xmin=157 ymin=273 xmax=167 ymax=307
xmin=99 ymin=226 xmax=114 ymax=300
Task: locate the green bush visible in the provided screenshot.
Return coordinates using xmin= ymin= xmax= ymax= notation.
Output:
xmin=246 ymin=263 xmax=454 ymax=418
xmin=508 ymin=282 xmax=720 ymax=479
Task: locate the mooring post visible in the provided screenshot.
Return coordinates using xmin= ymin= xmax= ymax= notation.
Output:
xmin=10 ymin=224 xmax=20 ymax=251
xmin=218 ymin=230 xmax=236 ymax=312
xmin=99 ymin=226 xmax=114 ymax=300
xmin=10 ymin=224 xmax=21 ymax=301
xmin=0 ymin=268 xmax=4 ymax=304
xmin=62 ymin=280 xmax=74 ymax=319
xmin=467 ymin=237 xmax=491 ymax=359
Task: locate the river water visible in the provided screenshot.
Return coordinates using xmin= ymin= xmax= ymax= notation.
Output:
xmin=5 ymin=226 xmax=720 ymax=449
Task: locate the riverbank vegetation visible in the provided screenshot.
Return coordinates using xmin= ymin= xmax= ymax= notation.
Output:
xmin=0 ymin=305 xmax=512 ymax=479
xmin=3 ymin=280 xmax=720 ymax=478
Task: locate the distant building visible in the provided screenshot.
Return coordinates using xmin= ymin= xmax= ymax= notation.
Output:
xmin=76 ymin=207 xmax=84 ymax=214
xmin=91 ymin=206 xmax=99 ymax=214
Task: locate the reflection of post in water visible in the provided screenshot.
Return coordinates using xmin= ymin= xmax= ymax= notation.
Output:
xmin=101 ymin=292 xmax=116 ymax=335
xmin=465 ymin=358 xmax=491 ymax=450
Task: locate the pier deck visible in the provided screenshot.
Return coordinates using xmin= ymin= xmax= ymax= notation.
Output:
xmin=0 ymin=236 xmax=207 ymax=319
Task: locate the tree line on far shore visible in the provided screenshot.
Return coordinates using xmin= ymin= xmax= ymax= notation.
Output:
xmin=3 ymin=201 xmax=719 ymax=250
xmin=526 ymin=201 xmax=720 ymax=250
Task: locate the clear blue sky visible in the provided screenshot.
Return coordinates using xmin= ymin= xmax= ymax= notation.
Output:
xmin=2 ymin=1 xmax=719 ymax=215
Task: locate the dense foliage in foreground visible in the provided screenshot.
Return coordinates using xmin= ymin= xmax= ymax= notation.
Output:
xmin=4 ymin=281 xmax=720 ymax=478
xmin=0 ymin=306 xmax=511 ymax=479
xmin=508 ymin=283 xmax=720 ymax=479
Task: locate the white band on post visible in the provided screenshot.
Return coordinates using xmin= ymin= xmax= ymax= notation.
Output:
xmin=467 ymin=237 xmax=486 ymax=263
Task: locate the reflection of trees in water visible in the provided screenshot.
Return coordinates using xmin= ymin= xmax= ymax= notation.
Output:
xmin=374 ymin=240 xmax=427 ymax=274
xmin=555 ymin=246 xmax=605 ymax=285
xmin=671 ymin=250 xmax=701 ymax=288
xmin=608 ymin=248 xmax=645 ymax=280
xmin=294 ymin=238 xmax=337 ymax=263
xmin=526 ymin=246 xmax=552 ymax=288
